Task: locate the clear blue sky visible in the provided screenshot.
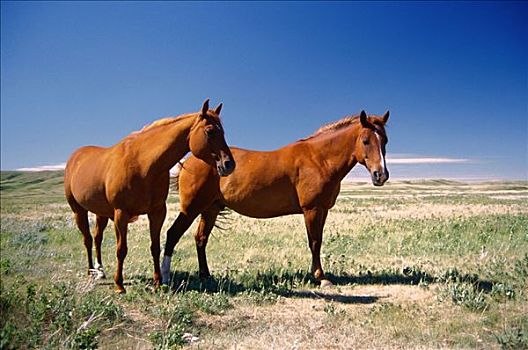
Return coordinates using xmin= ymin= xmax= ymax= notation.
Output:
xmin=1 ymin=1 xmax=527 ymax=179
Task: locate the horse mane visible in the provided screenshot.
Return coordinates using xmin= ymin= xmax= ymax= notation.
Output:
xmin=129 ymin=113 xmax=196 ymax=137
xmin=300 ymin=114 xmax=360 ymax=141
xmin=137 ymin=117 xmax=183 ymax=133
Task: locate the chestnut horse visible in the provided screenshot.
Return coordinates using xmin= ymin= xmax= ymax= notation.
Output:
xmin=161 ymin=110 xmax=389 ymax=287
xmin=64 ymin=100 xmax=235 ymax=293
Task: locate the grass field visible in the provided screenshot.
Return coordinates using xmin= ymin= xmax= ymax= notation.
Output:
xmin=1 ymin=170 xmax=527 ymax=349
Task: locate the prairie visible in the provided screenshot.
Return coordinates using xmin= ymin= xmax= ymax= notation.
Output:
xmin=1 ymin=171 xmax=527 ymax=349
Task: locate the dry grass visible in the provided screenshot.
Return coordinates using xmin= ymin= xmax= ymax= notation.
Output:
xmin=1 ymin=172 xmax=527 ymax=349
xmin=195 ymin=284 xmax=439 ymax=349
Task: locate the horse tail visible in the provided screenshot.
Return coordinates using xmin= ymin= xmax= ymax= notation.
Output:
xmin=213 ymin=206 xmax=232 ymax=232
xmin=170 ymin=160 xmax=185 ymax=192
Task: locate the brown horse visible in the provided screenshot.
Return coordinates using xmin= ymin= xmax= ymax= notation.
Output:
xmin=64 ymin=99 xmax=235 ymax=293
xmin=161 ymin=110 xmax=389 ymax=287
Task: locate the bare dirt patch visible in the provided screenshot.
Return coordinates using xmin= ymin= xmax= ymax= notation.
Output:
xmin=194 ymin=284 xmax=438 ymax=349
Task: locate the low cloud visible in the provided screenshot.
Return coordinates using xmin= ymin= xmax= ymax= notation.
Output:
xmin=347 ymin=155 xmax=479 ymax=180
xmin=15 ymin=162 xmax=183 ymax=175
xmin=16 ymin=163 xmax=66 ymax=172
xmin=14 ymin=156 xmax=471 ymax=172
xmin=386 ymin=157 xmax=470 ymax=165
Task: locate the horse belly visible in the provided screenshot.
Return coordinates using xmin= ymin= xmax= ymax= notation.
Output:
xmin=225 ymin=187 xmax=301 ymax=218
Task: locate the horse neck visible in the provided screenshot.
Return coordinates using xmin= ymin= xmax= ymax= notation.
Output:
xmin=308 ymin=124 xmax=360 ymax=179
xmin=135 ymin=114 xmax=197 ymax=173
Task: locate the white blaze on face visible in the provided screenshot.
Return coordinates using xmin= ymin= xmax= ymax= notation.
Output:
xmin=375 ymin=132 xmax=386 ymax=174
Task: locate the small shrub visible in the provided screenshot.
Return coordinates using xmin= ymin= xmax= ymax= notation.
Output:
xmin=78 ymin=294 xmax=124 ymax=323
xmin=513 ymin=254 xmax=528 ymax=282
xmin=243 ymin=290 xmax=280 ymax=305
xmin=150 ymin=321 xmax=186 ymax=350
xmin=495 ymin=318 xmax=528 ymax=349
xmin=0 ymin=280 xmax=125 ymax=349
xmin=71 ymin=326 xmax=99 ymax=350
xmin=0 ymin=258 xmax=11 ymax=276
xmin=323 ymin=302 xmax=346 ymax=317
xmin=150 ymin=294 xmax=195 ymax=349
xmin=189 ymin=292 xmax=231 ymax=315
xmin=0 ymin=321 xmax=22 ymax=350
xmin=447 ymin=282 xmax=488 ymax=311
xmin=491 ymin=283 xmax=516 ymax=300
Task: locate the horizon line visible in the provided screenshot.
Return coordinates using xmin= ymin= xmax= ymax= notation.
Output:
xmin=10 ymin=155 xmax=472 ymax=172
xmin=3 ymin=156 xmax=527 ymax=181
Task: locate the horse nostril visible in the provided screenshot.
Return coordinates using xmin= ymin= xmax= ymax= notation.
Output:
xmin=224 ymin=160 xmax=234 ymax=171
xmin=373 ymin=171 xmax=380 ymax=180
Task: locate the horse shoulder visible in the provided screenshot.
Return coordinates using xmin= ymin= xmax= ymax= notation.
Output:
xmin=103 ymin=145 xmax=139 ymax=198
xmin=293 ymin=144 xmax=341 ymax=210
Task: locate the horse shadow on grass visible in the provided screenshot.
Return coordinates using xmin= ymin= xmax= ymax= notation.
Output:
xmin=125 ymin=267 xmax=496 ymax=305
xmin=120 ymin=270 xmax=381 ymax=305
xmin=326 ymin=268 xmax=496 ymax=293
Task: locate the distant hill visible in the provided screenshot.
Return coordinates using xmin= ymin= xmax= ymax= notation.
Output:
xmin=0 ymin=171 xmax=180 ymax=203
xmin=1 ymin=170 xmax=65 ymax=201
xmin=2 ymin=170 xmax=526 ymax=204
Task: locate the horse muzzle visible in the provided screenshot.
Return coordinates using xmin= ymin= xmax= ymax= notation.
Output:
xmin=371 ymin=169 xmax=389 ymax=186
xmin=216 ymin=158 xmax=235 ymax=177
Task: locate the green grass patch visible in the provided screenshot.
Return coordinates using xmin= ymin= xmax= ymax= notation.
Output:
xmin=0 ymin=278 xmax=125 ymax=349
xmin=1 ymin=172 xmax=527 ymax=349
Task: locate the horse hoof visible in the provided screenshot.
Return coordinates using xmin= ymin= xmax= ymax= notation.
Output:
xmin=161 ymin=273 xmax=171 ymax=285
xmin=199 ymin=273 xmax=211 ymax=281
xmin=89 ymin=268 xmax=106 ymax=280
xmin=320 ymin=279 xmax=334 ymax=288
xmin=161 ymin=273 xmax=172 ymax=285
xmin=159 ymin=284 xmax=171 ymax=293
xmin=115 ymin=287 xmax=126 ymax=294
xmin=153 ymin=280 xmax=161 ymax=291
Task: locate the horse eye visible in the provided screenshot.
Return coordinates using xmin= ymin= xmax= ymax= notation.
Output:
xmin=205 ymin=128 xmax=214 ymax=137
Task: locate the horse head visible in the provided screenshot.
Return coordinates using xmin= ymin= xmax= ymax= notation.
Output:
xmin=355 ymin=110 xmax=390 ymax=186
xmin=189 ymin=99 xmax=235 ymax=177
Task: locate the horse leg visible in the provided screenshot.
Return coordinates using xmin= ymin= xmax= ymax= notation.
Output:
xmin=161 ymin=212 xmax=197 ymax=285
xmin=74 ymin=210 xmax=94 ymax=275
xmin=113 ymin=209 xmax=130 ymax=294
xmin=93 ymin=215 xmax=109 ymax=279
xmin=148 ymin=205 xmax=167 ymax=288
xmin=303 ymin=208 xmax=332 ymax=287
xmin=194 ymin=204 xmax=222 ymax=279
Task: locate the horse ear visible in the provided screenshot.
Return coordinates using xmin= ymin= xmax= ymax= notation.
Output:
xmin=214 ymin=103 xmax=223 ymax=115
xmin=360 ymin=110 xmax=371 ymax=129
xmin=200 ymin=99 xmax=210 ymax=117
xmin=382 ymin=110 xmax=390 ymax=125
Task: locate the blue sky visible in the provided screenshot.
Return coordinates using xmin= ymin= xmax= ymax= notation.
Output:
xmin=1 ymin=1 xmax=527 ymax=180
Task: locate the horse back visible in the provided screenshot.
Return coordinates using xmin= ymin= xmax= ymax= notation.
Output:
xmin=248 ymin=142 xmax=342 ymax=211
